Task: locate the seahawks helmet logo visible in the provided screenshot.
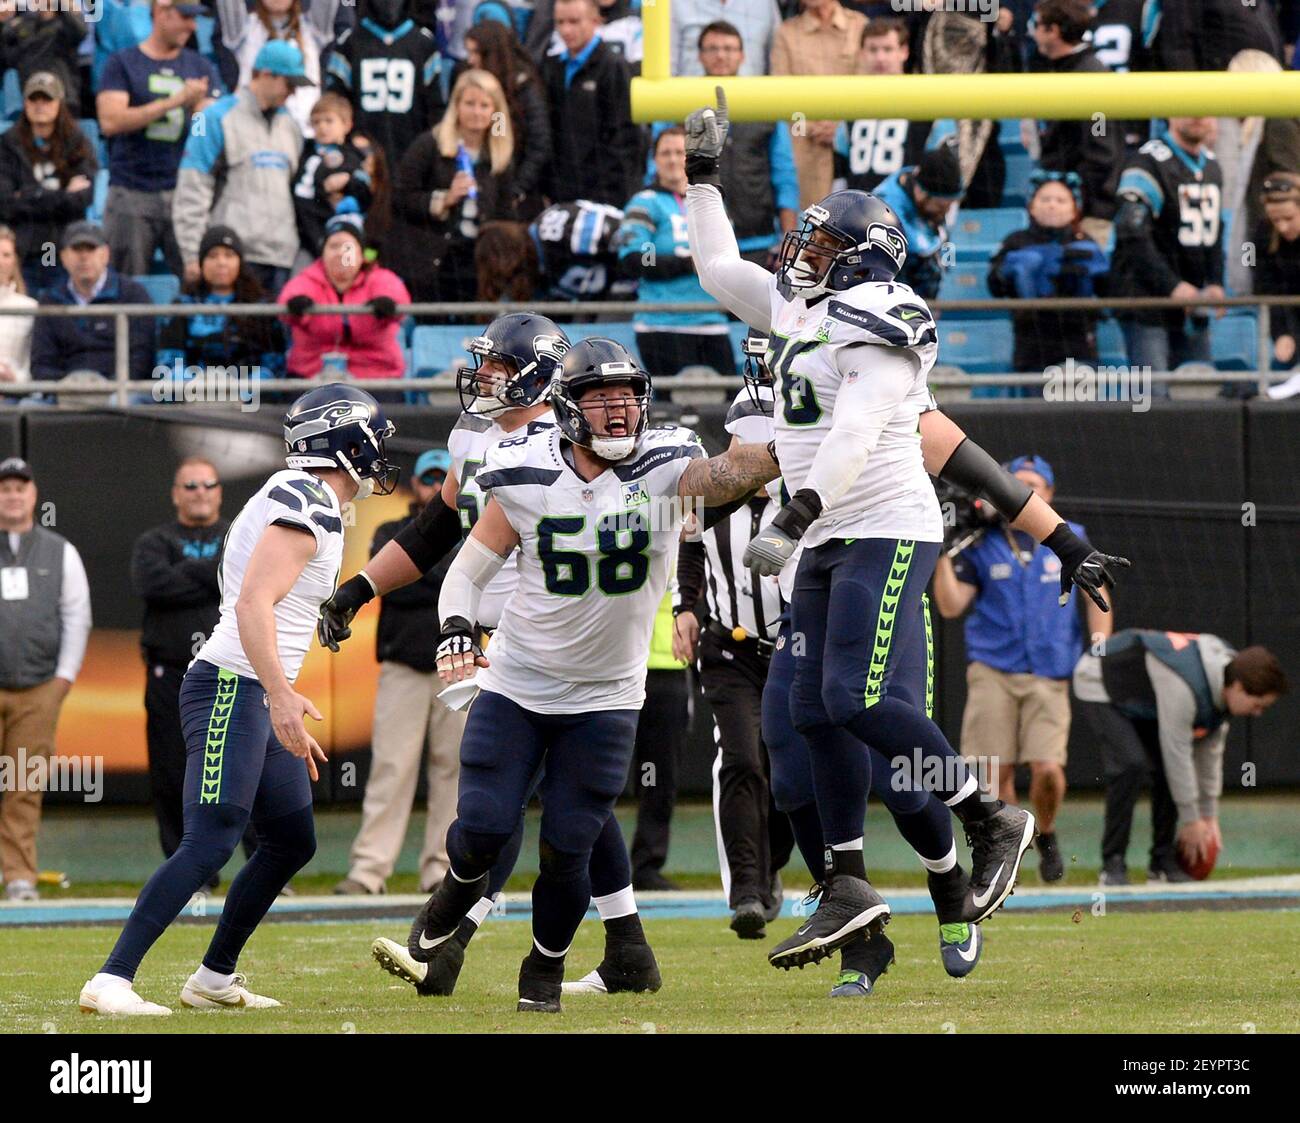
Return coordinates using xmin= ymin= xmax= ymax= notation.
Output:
xmin=535 ymin=334 xmax=569 ymax=364
xmin=287 ymin=399 xmax=376 ymax=443
xmin=867 ymin=222 xmax=907 ymax=269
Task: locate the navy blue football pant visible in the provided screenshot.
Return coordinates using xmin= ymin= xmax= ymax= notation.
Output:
xmin=446 ymin=690 xmax=639 ymax=954
xmin=103 ymin=661 xmax=317 ymax=980
xmin=764 ymin=601 xmax=953 ymax=878
xmin=789 ymin=538 xmax=973 ymax=849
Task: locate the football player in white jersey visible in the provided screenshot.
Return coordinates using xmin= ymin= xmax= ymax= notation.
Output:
xmin=78 ymin=386 xmax=398 ymax=1016
xmin=684 ymin=89 xmax=1128 ymax=970
xmin=326 ymin=314 xmax=662 ymax=998
xmin=723 ymin=337 xmax=1129 ymax=991
xmin=384 ymin=337 xmax=779 ymax=1013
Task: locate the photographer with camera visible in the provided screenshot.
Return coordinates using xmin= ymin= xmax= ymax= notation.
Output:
xmin=932 ymin=455 xmax=1112 ymax=882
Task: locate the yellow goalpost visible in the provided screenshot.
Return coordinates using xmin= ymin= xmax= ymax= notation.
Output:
xmin=631 ymin=1 xmax=1300 ymax=122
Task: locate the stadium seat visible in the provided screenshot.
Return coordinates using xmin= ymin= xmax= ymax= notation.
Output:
xmin=938 ymin=264 xmax=994 ymax=305
xmin=2 ymin=69 xmax=21 ymax=122
xmin=410 ymin=324 xmax=477 ymax=379
xmin=1211 ymin=311 xmax=1259 ymax=371
xmin=950 ymin=207 xmax=1026 ymax=255
xmin=1001 ymin=152 xmax=1039 ymax=207
xmin=1096 ymin=317 xmax=1127 ymax=367
xmin=87 ymin=169 xmax=110 ymax=225
xmin=194 ymin=14 xmax=217 ymax=62
xmin=133 ymin=274 xmax=181 ymax=305
xmin=562 ymin=321 xmax=642 ymax=363
xmin=937 ymin=316 xmax=1013 ymax=375
xmin=997 ymin=116 xmax=1028 ymax=152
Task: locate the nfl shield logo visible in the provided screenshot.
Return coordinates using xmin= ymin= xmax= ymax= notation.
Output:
xmin=582 ymin=488 xmax=594 ymax=502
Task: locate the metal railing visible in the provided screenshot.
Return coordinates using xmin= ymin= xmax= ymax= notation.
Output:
xmin=0 ymin=294 xmax=1292 ymax=408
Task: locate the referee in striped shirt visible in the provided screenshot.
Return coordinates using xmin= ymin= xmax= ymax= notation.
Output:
xmin=676 ymin=385 xmax=793 ymax=940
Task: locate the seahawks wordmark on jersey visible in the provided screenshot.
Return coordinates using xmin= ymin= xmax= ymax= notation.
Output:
xmin=471 ymin=423 xmax=703 ymax=713
xmin=198 ymin=470 xmax=344 ymax=683
xmin=766 ymin=278 xmax=943 ymax=548
xmin=448 ymin=413 xmax=556 ymax=630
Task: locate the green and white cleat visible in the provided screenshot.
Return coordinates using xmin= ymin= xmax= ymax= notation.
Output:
xmin=180 ymin=972 xmax=282 ymax=1009
xmin=79 ymin=980 xmax=172 ymax=1016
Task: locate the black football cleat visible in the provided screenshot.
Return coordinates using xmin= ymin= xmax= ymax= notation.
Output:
xmin=562 ymin=940 xmax=662 ymax=994
xmin=731 ymin=898 xmax=767 ymax=940
xmin=1037 ymin=831 xmax=1065 ymax=882
xmin=962 ymin=805 xmax=1037 ymax=923
xmin=767 ymin=876 xmax=891 ymax=970
xmin=517 ymin=954 xmax=565 ymax=1013
xmin=830 ymin=931 xmax=895 ymax=998
xmin=407 ymin=871 xmax=488 ymax=961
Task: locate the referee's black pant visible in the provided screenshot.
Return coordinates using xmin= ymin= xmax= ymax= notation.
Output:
xmin=699 ymin=631 xmax=793 ymax=908
xmin=144 ymin=658 xmax=258 ymax=868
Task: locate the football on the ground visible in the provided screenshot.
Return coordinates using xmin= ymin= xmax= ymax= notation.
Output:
xmin=1179 ymin=837 xmax=1221 ymax=881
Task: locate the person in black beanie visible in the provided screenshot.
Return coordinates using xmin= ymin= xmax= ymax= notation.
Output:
xmin=130 ymin=457 xmax=254 ymax=885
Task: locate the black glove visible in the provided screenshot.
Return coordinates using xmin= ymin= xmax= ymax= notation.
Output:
xmin=285 ymin=294 xmax=313 ymax=318
xmin=368 ymin=295 xmax=398 ymax=320
xmin=683 ymin=85 xmax=730 ymax=187
xmin=435 ymin=615 xmax=484 ymax=669
xmin=317 ymin=573 xmax=376 ymax=652
xmin=1043 ymin=523 xmax=1131 ymax=611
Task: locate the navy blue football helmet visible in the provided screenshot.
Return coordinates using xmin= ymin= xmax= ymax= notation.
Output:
xmin=551 ymin=337 xmax=650 ymax=461
xmin=284 ymin=383 xmax=398 ymax=498
xmin=460 ymin=312 xmax=570 ymax=417
xmin=775 ymin=190 xmax=908 ymax=302
xmin=741 ymin=333 xmax=774 ymax=412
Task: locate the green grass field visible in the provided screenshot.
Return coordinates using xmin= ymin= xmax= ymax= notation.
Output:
xmin=4 ymin=909 xmax=1297 ymax=1034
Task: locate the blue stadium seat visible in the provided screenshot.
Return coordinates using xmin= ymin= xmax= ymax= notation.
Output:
xmin=997 ymin=116 xmax=1027 ymax=152
xmin=1001 ymin=152 xmax=1039 ymax=207
xmin=1211 ymin=311 xmax=1259 ymax=371
xmin=194 ymin=15 xmax=217 ymax=63
xmin=133 ymin=274 xmax=181 ymax=304
xmin=938 ymin=264 xmax=994 ymax=305
xmin=2 ymin=69 xmax=21 ymax=122
xmin=87 ymin=169 xmax=110 ymax=224
xmin=937 ymin=317 xmax=1014 ymax=375
xmin=410 ymin=324 xmax=477 ymax=379
xmin=1096 ymin=317 xmax=1127 ymax=367
xmin=562 ymin=321 xmax=642 ymax=363
xmin=950 ymin=208 xmax=1026 ymax=254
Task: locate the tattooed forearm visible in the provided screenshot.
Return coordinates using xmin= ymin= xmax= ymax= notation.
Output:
xmin=679 ymin=442 xmax=780 ymax=506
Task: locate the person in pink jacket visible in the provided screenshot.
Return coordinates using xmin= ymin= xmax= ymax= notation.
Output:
xmin=278 ymin=210 xmax=410 ymax=382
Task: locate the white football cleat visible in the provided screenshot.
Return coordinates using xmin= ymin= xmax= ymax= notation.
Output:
xmin=179 ymin=972 xmax=282 ymax=1009
xmin=79 ymin=980 xmax=172 ymax=1016
xmin=560 ymin=970 xmax=609 ymax=995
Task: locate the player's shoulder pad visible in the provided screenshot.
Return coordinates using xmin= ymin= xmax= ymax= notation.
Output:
xmin=475 ymin=425 xmax=562 ymax=491
xmin=725 ymin=386 xmax=774 ymax=429
xmin=1137 ymin=137 xmax=1173 ymax=163
xmin=451 ymin=413 xmax=494 ymax=436
xmin=613 ymin=425 xmax=704 ymax=482
xmin=264 ymin=470 xmax=342 ymax=534
xmin=822 ymin=282 xmax=936 ymax=349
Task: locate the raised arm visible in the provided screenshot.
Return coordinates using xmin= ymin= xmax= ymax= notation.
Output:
xmin=683 ymin=88 xmax=774 ymax=331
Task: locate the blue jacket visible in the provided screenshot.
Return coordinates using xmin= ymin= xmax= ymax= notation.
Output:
xmin=874 ymin=168 xmax=947 ymax=300
xmin=952 ymin=520 xmax=1088 ymax=680
xmin=31 ymin=269 xmax=156 ymax=381
xmin=616 ymin=183 xmax=725 ymax=328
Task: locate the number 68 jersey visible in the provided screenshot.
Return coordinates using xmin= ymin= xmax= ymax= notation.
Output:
xmin=472 ymin=423 xmax=703 ymax=714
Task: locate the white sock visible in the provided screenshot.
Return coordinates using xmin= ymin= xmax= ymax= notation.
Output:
xmin=89 ymin=972 xmax=132 ymax=993
xmin=193 ymin=965 xmax=235 ymax=991
xmin=532 ymin=937 xmax=568 ymax=958
xmin=917 ymin=842 xmax=958 ymax=874
xmin=593 ymin=885 xmax=636 ymax=921
xmin=467 ymin=896 xmax=495 ymax=927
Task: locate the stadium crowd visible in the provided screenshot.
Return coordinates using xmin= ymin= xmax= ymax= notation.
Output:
xmin=0 ymin=0 xmax=1298 ymax=395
